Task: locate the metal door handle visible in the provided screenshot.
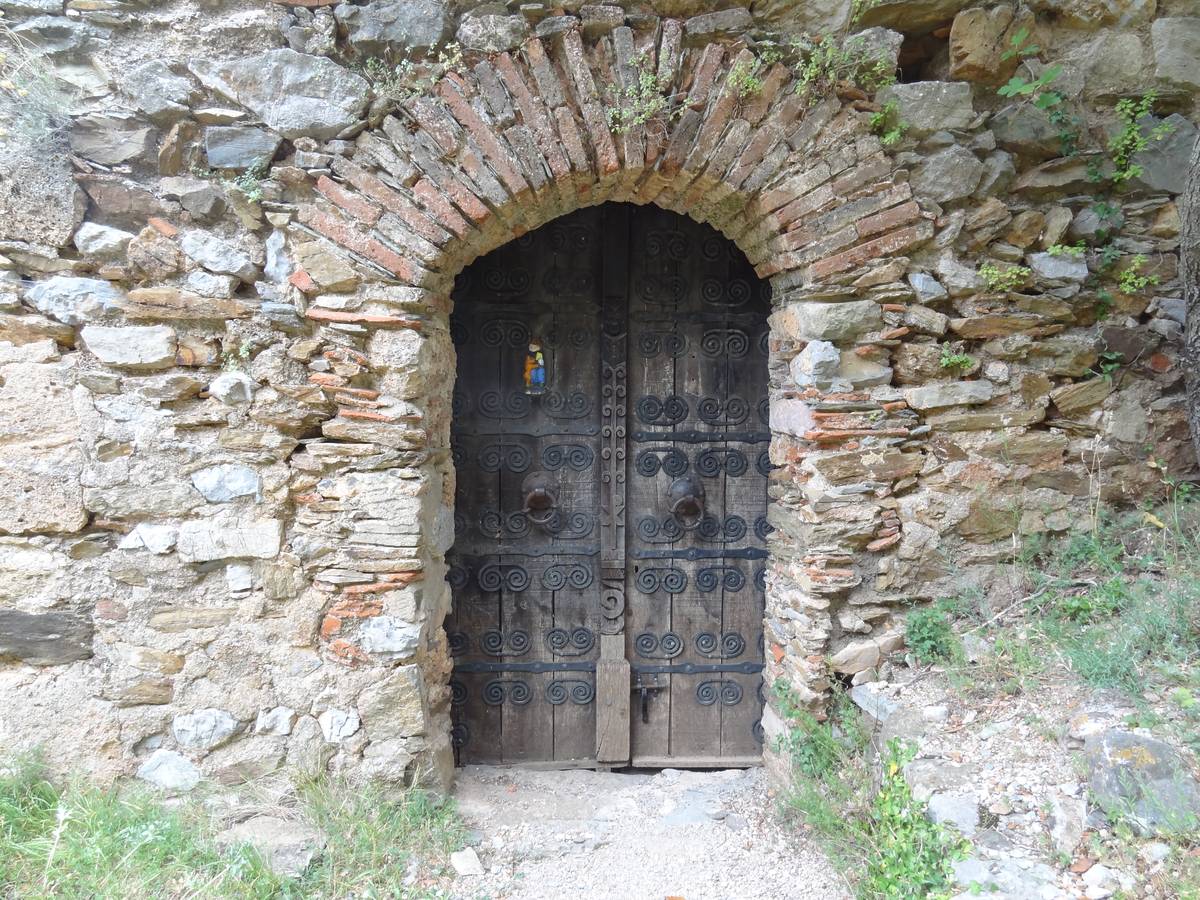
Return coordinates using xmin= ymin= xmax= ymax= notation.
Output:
xmin=521 ymin=471 xmax=558 ymax=525
xmin=667 ymin=475 xmax=706 ymax=530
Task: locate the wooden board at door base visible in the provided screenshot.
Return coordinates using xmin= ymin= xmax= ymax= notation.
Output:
xmin=446 ymin=204 xmax=771 ymax=768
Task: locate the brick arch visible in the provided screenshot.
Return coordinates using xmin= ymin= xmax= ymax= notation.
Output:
xmin=293 ymin=23 xmax=934 ymax=777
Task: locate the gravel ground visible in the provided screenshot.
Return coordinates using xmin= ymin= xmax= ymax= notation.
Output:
xmin=448 ymin=765 xmax=850 ymax=900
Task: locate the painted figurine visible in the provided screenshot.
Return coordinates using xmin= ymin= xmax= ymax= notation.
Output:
xmin=523 ymin=339 xmax=546 ymax=395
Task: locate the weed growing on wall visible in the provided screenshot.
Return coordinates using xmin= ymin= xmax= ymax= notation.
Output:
xmin=608 ymin=51 xmax=684 ymax=134
xmin=0 ymin=18 xmax=73 ymax=149
xmin=775 ymin=684 xmax=968 ymax=899
xmin=869 ymin=101 xmax=907 ymax=146
xmin=938 ymin=342 xmax=974 ymax=374
xmin=791 ymin=33 xmax=895 ymax=104
xmin=358 ymin=41 xmax=465 ymax=108
xmin=978 ymin=262 xmax=1031 ymax=292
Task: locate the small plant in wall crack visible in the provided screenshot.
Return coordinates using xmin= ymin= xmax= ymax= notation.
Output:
xmin=869 ymin=100 xmax=908 ymax=146
xmin=939 ymin=342 xmax=975 ymax=374
xmin=358 ymin=41 xmax=465 ymax=108
xmin=791 ymin=33 xmax=895 ymax=104
xmin=0 ymin=17 xmax=73 ymax=148
xmin=1106 ymin=91 xmax=1174 ymax=184
xmin=225 ymin=160 xmax=268 ymax=204
xmin=978 ymin=262 xmax=1031 ymax=292
xmin=608 ymin=51 xmax=686 ymax=135
xmin=1116 ymin=253 xmax=1159 ymax=295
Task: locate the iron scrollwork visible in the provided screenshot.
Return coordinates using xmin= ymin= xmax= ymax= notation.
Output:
xmin=479 ymin=443 xmax=533 ymax=473
xmin=635 ymin=447 xmax=689 ymax=477
xmin=542 ymin=444 xmax=594 ymax=471
xmin=695 ymin=632 xmax=747 ymax=659
xmin=482 ymin=679 xmax=533 ymax=706
xmin=546 ymin=680 xmax=595 ymax=705
xmin=634 ymin=567 xmax=687 ymax=594
xmin=695 ymin=566 xmax=746 ymax=593
xmin=696 ymin=680 xmax=744 ymax=706
xmin=541 ymin=563 xmax=595 ymax=591
xmin=477 ymin=563 xmax=530 ymax=593
xmin=635 ymin=395 xmax=688 ymax=426
xmin=480 ymin=630 xmax=531 ymax=656
xmin=695 ymin=447 xmax=748 ymax=478
xmin=545 ymin=627 xmax=596 ymax=656
xmin=634 ymin=631 xmax=684 ymax=659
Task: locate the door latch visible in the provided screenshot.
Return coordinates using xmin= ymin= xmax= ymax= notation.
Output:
xmin=632 ymin=672 xmax=665 ymax=723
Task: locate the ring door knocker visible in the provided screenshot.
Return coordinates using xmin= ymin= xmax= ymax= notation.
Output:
xmin=667 ymin=475 xmax=706 ymax=531
xmin=521 ymin=471 xmax=559 ymax=526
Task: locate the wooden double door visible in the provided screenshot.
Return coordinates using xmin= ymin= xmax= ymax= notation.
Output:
xmin=446 ymin=204 xmax=770 ymax=768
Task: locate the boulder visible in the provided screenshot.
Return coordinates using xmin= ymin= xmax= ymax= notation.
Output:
xmin=317 ymin=708 xmax=361 ymax=742
xmin=357 ymin=665 xmax=427 ymax=740
xmin=858 ymin=0 xmax=973 ymax=33
xmin=0 ymin=610 xmax=93 ymax=665
xmin=903 ymin=380 xmax=994 ymax=410
xmin=73 ymin=223 xmax=135 ymax=258
xmin=69 ymin=112 xmax=156 ymax=166
xmin=1085 ymin=730 xmax=1200 ymax=834
xmin=356 ymin=616 xmax=421 ymax=662
xmin=191 ymin=49 xmax=370 ymax=140
xmin=335 ymin=0 xmax=448 ymax=55
xmin=172 ymin=708 xmax=241 ymax=751
xmin=204 ymin=127 xmax=282 ymax=171
xmin=1130 ymin=114 xmax=1199 ymax=195
xmin=910 ymin=145 xmax=984 ymax=203
xmin=991 ymin=102 xmax=1068 ymax=159
xmin=136 ymin=749 xmax=200 ymax=791
xmin=1151 ymin=18 xmax=1200 ymax=90
xmin=1028 ymin=251 xmax=1088 ymax=282
xmin=80 ymin=325 xmax=177 ymax=371
xmin=776 ymin=299 xmax=882 ymax=342
xmin=177 ymin=516 xmax=283 ymax=562
xmin=683 ymin=8 xmax=753 ymax=43
xmin=209 ymin=371 xmax=256 ymax=406
xmin=908 ymin=272 xmax=948 ymax=303
xmin=948 ymin=4 xmax=1035 ymax=84
xmin=178 ymin=231 xmax=258 ymax=281
xmin=255 ymin=707 xmax=297 ymax=736
xmin=789 ymin=339 xmax=842 ymax=388
xmin=456 ymin=13 xmax=528 ymax=52
xmin=191 ymin=464 xmax=262 ymax=502
xmin=876 ymin=82 xmax=974 ymax=136
xmin=122 ymin=60 xmax=196 ymax=123
xmin=1030 ymin=0 xmax=1157 ymax=28
xmin=27 ymin=276 xmax=122 ymax=325
xmin=217 ymin=816 xmax=326 ymax=877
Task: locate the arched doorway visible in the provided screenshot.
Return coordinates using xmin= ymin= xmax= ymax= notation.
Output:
xmin=445 ymin=203 xmax=771 ymax=768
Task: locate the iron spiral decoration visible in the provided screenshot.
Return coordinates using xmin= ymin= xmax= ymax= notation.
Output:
xmin=480 ymin=630 xmax=531 ymax=656
xmin=636 ymin=515 xmax=684 ymax=544
xmin=635 ymin=567 xmax=687 ymax=594
xmin=754 ymin=567 xmax=767 ymax=592
xmin=639 ymin=274 xmax=687 ymax=305
xmin=695 ymin=632 xmax=747 ymax=659
xmin=635 ymin=395 xmax=688 ymax=426
xmin=446 ymin=565 xmax=469 ymax=591
xmin=544 ymin=627 xmax=596 ymax=656
xmin=756 ymin=450 xmax=772 ymax=477
xmin=450 ymin=722 xmax=470 ymax=748
xmin=482 ymin=267 xmax=532 ymax=294
xmin=696 ymin=680 xmax=744 ymax=706
xmin=645 ymin=229 xmax=689 ymax=260
xmin=634 ymin=631 xmax=684 ymax=659
xmin=757 ymin=397 xmax=770 ymax=426
xmin=542 ymin=267 xmax=594 ymax=295
xmin=545 ymin=680 xmax=596 ymax=705
xmin=754 ymin=516 xmax=774 ymax=542
xmin=696 ymin=515 xmax=747 ymax=542
xmin=450 ymin=680 xmax=469 ymax=705
xmin=542 ymin=511 xmax=595 ymax=539
xmin=482 ymin=679 xmax=533 ymax=706
xmin=635 ymin=447 xmax=689 ymax=478
xmin=543 ymin=390 xmax=592 ymax=419
xmin=697 ymin=397 xmax=749 ymax=426
xmin=479 ymin=318 xmax=530 ymax=348
xmin=478 ymin=510 xmax=531 ymax=539
xmin=695 ymin=447 xmax=748 ymax=478
xmin=477 ymin=563 xmax=530 ymax=593
xmin=542 ymin=444 xmax=594 ymax=471
xmin=478 ymin=443 xmax=532 ymax=473
xmin=637 ymin=331 xmax=688 ymax=358
xmin=541 ymin=563 xmax=594 ymax=591
xmin=479 ymin=391 xmax=531 ymax=419
xmin=695 ymin=566 xmax=746 ymax=593
xmin=700 ymin=329 xmax=750 ymax=359
xmin=447 ymin=631 xmax=469 ymax=656
xmin=752 ymin=720 xmax=765 ymax=745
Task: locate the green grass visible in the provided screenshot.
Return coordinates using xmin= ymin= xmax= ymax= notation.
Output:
xmin=775 ymin=685 xmax=968 ymax=899
xmin=0 ymin=755 xmax=465 ymax=899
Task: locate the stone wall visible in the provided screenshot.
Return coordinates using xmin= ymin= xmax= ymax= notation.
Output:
xmin=0 ymin=0 xmax=1196 ymax=788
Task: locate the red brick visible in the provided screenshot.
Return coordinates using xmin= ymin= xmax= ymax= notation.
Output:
xmin=327 ymin=638 xmax=369 ymax=666
xmin=866 ymin=533 xmax=902 ymax=552
xmin=147 ymin=216 xmax=177 ymax=237
xmin=554 ymin=106 xmax=593 ymax=175
xmin=288 ymin=267 xmax=318 ymax=294
xmin=808 ymin=221 xmax=935 ymax=280
xmin=411 ymin=178 xmax=474 ymax=236
xmin=856 ymin=200 xmax=921 ymax=240
xmin=320 ymin=615 xmax=342 ymax=638
xmin=435 ymin=79 xmax=529 ymax=197
xmin=316 ymin=175 xmax=382 ymax=225
xmin=494 ymin=53 xmax=570 ymax=180
xmin=333 ymin=160 xmax=449 ymax=246
xmin=297 ymin=205 xmax=416 ymax=281
xmin=326 ymin=597 xmax=382 ymax=619
xmin=1149 ymin=352 xmax=1172 ymax=373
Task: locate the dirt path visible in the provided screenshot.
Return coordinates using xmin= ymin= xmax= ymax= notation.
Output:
xmin=448 ymin=766 xmax=849 ymax=900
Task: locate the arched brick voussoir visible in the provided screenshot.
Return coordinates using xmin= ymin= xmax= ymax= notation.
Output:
xmin=294 ymin=27 xmax=920 ymax=297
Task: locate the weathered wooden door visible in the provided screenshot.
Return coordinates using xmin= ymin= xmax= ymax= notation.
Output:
xmin=447 ymin=204 xmax=770 ymax=767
